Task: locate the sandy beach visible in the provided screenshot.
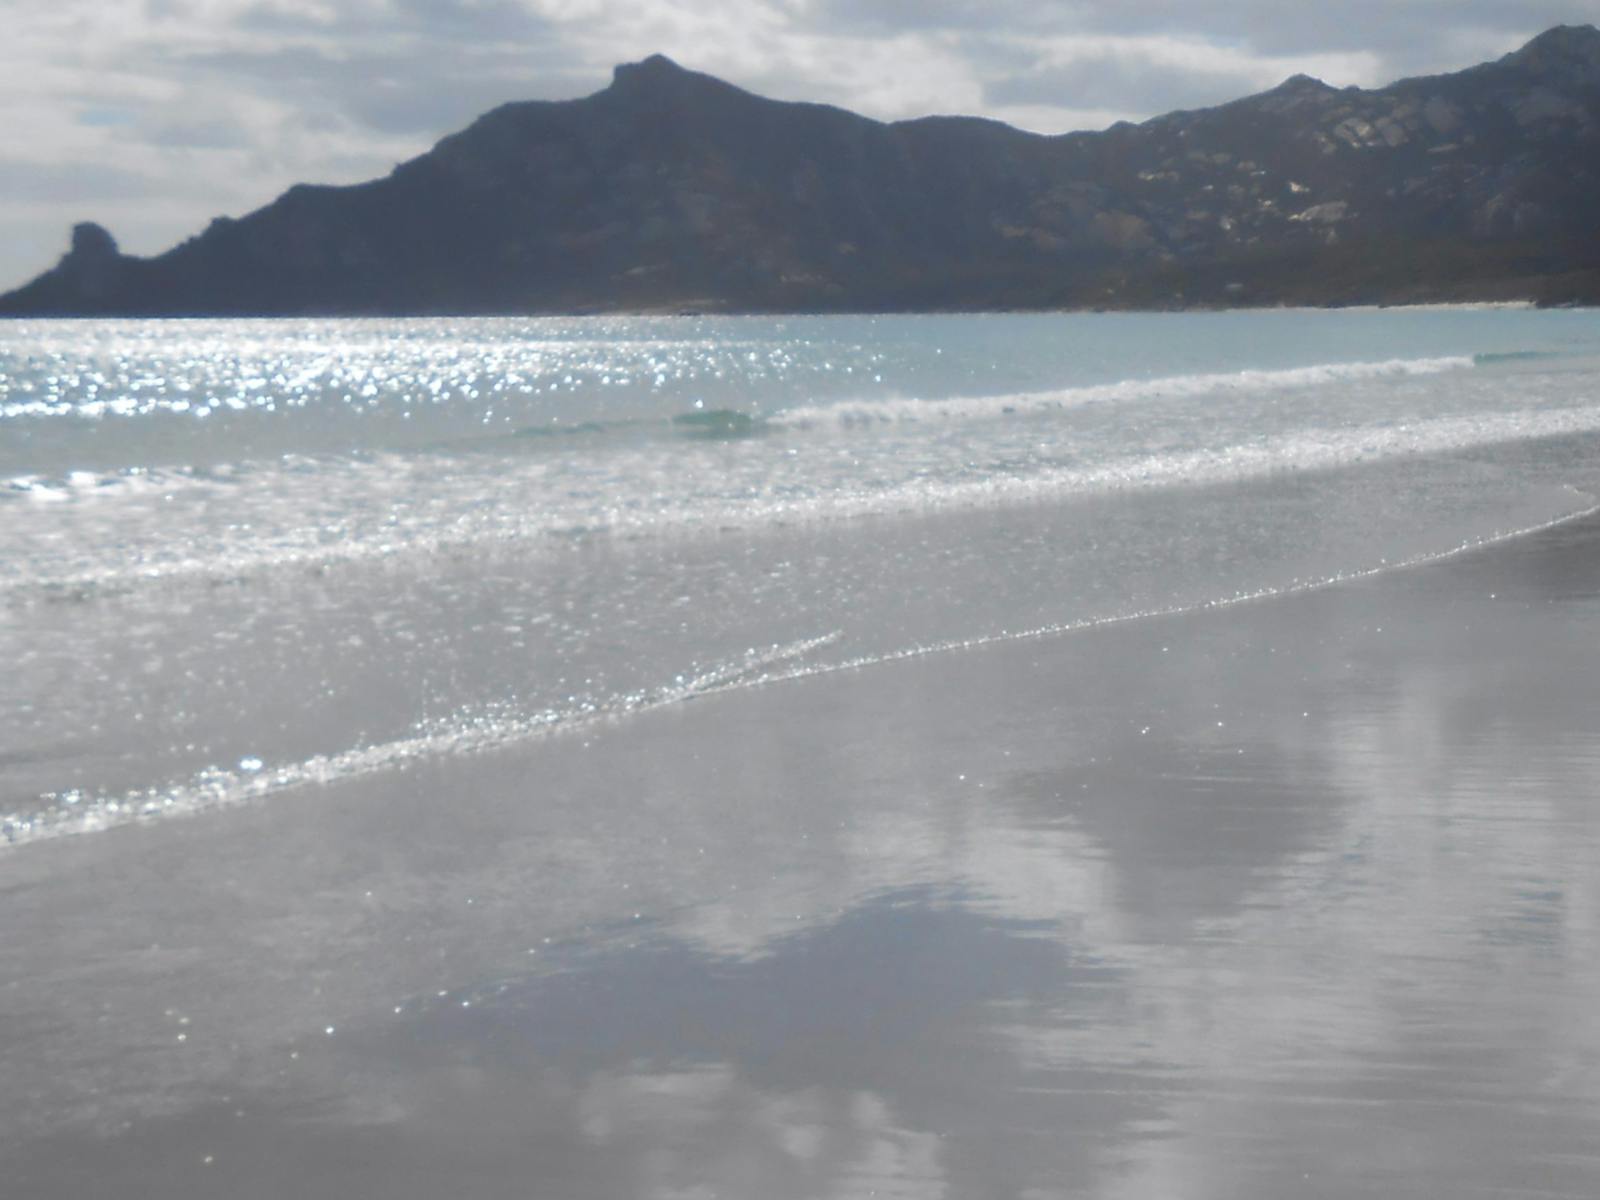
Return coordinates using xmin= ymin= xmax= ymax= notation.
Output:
xmin=5 ymin=502 xmax=1600 ymax=1198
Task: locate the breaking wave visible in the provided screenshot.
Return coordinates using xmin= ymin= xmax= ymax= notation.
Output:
xmin=9 ymin=397 xmax=1600 ymax=604
xmin=772 ymin=355 xmax=1476 ymax=427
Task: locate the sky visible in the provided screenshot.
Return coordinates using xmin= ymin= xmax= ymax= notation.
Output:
xmin=2 ymin=0 xmax=1598 ymax=288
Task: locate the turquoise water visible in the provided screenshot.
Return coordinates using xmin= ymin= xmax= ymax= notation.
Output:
xmin=4 ymin=308 xmax=1600 ymax=843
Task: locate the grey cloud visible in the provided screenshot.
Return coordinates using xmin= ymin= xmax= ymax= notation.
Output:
xmin=811 ymin=0 xmax=1600 ymax=80
xmin=142 ymin=118 xmax=253 ymax=149
xmin=151 ymin=1 xmax=600 ymax=139
xmin=984 ymin=52 xmax=1267 ymax=117
xmin=236 ymin=0 xmax=549 ymax=43
xmin=806 ymin=0 xmax=1060 ymax=34
xmin=73 ymin=90 xmax=251 ymax=151
xmin=169 ymin=42 xmax=592 ymax=136
xmin=1066 ymin=0 xmax=1598 ymax=50
xmin=185 ymin=0 xmax=580 ymax=135
xmin=390 ymin=0 xmax=549 ymax=39
xmin=75 ymin=107 xmax=139 ymax=129
xmin=232 ymin=2 xmax=344 ymax=35
xmin=2 ymin=161 xmax=163 ymax=204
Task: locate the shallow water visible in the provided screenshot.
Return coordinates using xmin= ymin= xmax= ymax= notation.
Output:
xmin=4 ymin=309 xmax=1600 ymax=843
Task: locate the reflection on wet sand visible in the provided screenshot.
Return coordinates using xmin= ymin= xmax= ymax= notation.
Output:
xmin=5 ymin=516 xmax=1600 ymax=1198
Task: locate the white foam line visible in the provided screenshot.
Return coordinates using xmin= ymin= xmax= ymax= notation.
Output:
xmin=691 ymin=497 xmax=1600 ymax=701
xmin=772 ymin=356 xmax=1475 ymax=427
xmin=0 ymin=632 xmax=841 ymax=852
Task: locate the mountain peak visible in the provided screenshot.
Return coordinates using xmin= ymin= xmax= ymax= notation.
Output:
xmin=603 ymin=54 xmax=756 ymax=112
xmin=1505 ymin=23 xmax=1600 ymax=70
xmin=611 ymin=54 xmax=692 ymax=89
xmin=1241 ymin=72 xmax=1337 ymax=115
xmin=68 ymin=222 xmax=119 ymax=262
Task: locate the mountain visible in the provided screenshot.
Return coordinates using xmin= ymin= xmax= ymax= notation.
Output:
xmin=5 ymin=26 xmax=1600 ymax=316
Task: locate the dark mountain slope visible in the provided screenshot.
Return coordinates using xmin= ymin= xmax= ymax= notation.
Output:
xmin=5 ymin=26 xmax=1599 ymax=316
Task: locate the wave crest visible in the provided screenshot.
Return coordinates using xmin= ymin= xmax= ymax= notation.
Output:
xmin=772 ymin=355 xmax=1476 ymax=427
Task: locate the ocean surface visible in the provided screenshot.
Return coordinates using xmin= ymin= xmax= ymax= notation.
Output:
xmin=7 ymin=308 xmax=1600 ymax=1198
xmin=4 ymin=308 xmax=1600 ymax=844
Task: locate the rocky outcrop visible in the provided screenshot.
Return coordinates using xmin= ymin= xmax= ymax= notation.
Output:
xmin=16 ymin=223 xmax=132 ymax=310
xmin=4 ymin=27 xmax=1599 ymax=315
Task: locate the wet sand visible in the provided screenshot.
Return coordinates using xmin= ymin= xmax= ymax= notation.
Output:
xmin=4 ymin=513 xmax=1600 ymax=1198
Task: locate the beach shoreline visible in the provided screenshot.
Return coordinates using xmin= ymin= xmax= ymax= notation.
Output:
xmin=6 ymin=500 xmax=1600 ymax=1197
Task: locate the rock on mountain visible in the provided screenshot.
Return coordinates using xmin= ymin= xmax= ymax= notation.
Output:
xmin=4 ymin=25 xmax=1600 ymax=315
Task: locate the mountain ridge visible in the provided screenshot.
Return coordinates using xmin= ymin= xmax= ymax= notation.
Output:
xmin=5 ymin=26 xmax=1600 ymax=316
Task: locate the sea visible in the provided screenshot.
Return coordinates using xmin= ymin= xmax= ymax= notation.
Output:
xmin=9 ymin=307 xmax=1600 ymax=1196
xmin=4 ymin=307 xmax=1600 ymax=847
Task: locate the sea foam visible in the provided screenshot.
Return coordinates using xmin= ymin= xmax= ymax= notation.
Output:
xmin=772 ymin=355 xmax=1475 ymax=427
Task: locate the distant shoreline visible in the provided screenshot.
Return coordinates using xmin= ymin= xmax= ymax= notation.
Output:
xmin=0 ymin=297 xmax=1573 ymax=321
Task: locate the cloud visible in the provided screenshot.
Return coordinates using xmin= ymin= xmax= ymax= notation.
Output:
xmin=817 ymin=0 xmax=1598 ymax=68
xmin=1067 ymin=0 xmax=1584 ymax=56
xmin=172 ymin=0 xmax=590 ymax=135
xmin=987 ymin=56 xmax=1273 ymax=118
xmin=169 ymin=42 xmax=580 ymax=136
xmin=1 ymin=161 xmax=165 ymax=204
xmin=140 ymin=116 xmax=255 ymax=149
